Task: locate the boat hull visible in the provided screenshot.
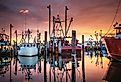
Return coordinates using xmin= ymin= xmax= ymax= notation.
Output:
xmin=104 ymin=37 xmax=121 ymax=61
xmin=18 ymin=43 xmax=38 ymax=56
xmin=61 ymin=46 xmax=81 ymax=58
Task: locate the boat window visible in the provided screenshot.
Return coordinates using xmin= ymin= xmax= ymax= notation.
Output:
xmin=27 ymin=65 xmax=29 ymax=67
xmin=31 ymin=44 xmax=32 ymax=47
xmin=4 ymin=47 xmax=6 ymax=50
xmin=24 ymin=65 xmax=26 ymax=67
xmin=27 ymin=44 xmax=29 ymax=47
xmin=24 ymin=44 xmax=26 ymax=47
xmin=33 ymin=44 xmax=35 ymax=47
xmin=20 ymin=44 xmax=22 ymax=47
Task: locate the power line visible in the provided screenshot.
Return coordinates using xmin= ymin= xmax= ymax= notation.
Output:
xmin=104 ymin=0 xmax=121 ymax=36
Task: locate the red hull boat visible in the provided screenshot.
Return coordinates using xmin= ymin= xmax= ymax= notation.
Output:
xmin=104 ymin=23 xmax=121 ymax=61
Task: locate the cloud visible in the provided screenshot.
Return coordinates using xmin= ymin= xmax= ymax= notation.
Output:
xmin=67 ymin=0 xmax=121 ymax=29
xmin=0 ymin=0 xmax=121 ymax=37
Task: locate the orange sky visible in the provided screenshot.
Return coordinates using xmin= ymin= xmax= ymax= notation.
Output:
xmin=0 ymin=0 xmax=121 ymax=42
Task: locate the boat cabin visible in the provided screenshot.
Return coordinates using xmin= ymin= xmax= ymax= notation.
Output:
xmin=0 ymin=34 xmax=9 ymax=46
xmin=114 ymin=24 xmax=121 ymax=39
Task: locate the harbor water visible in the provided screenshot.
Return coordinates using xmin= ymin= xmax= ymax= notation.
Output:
xmin=0 ymin=51 xmax=118 ymax=82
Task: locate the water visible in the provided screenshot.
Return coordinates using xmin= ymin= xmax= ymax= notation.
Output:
xmin=0 ymin=52 xmax=119 ymax=82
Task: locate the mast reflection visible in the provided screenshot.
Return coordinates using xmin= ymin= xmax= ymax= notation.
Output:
xmin=0 ymin=56 xmax=11 ymax=77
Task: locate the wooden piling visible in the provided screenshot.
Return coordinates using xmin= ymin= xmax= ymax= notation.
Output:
xmin=15 ymin=30 xmax=17 ymax=47
xmin=10 ymin=47 xmax=12 ymax=82
xmin=49 ymin=65 xmax=51 ymax=82
xmin=71 ymin=30 xmax=76 ymax=82
xmin=52 ymin=16 xmax=56 ymax=54
xmin=82 ymin=35 xmax=86 ymax=82
xmin=15 ymin=30 xmax=18 ymax=55
xmin=53 ymin=43 xmax=56 ymax=82
xmin=44 ymin=31 xmax=47 ymax=82
xmin=14 ymin=58 xmax=17 ymax=75
xmin=10 ymin=60 xmax=12 ymax=82
xmin=39 ymin=59 xmax=41 ymax=73
xmin=66 ymin=69 xmax=68 ymax=82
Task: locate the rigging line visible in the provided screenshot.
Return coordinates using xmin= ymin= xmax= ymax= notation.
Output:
xmin=110 ymin=29 xmax=115 ymax=37
xmin=104 ymin=0 xmax=121 ymax=36
xmin=109 ymin=29 xmax=115 ymax=34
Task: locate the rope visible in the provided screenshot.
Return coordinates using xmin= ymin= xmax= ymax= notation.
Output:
xmin=104 ymin=0 xmax=121 ymax=36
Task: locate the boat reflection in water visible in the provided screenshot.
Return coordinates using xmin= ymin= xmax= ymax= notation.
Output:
xmin=49 ymin=55 xmax=81 ymax=82
xmin=18 ymin=55 xmax=38 ymax=81
xmin=103 ymin=61 xmax=121 ymax=82
xmin=0 ymin=52 xmax=111 ymax=82
xmin=0 ymin=56 xmax=11 ymax=77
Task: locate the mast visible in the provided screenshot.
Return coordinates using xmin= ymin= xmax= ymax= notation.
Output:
xmin=53 ymin=16 xmax=56 ymax=37
xmin=10 ymin=24 xmax=13 ymax=45
xmin=66 ymin=17 xmax=73 ymax=36
xmin=47 ymin=5 xmax=51 ymax=38
xmin=15 ymin=30 xmax=18 ymax=46
xmin=28 ymin=29 xmax=31 ymax=43
xmin=37 ymin=30 xmax=39 ymax=43
xmin=65 ymin=6 xmax=69 ymax=37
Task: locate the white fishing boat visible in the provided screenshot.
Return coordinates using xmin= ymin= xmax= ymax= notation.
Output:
xmin=18 ymin=29 xmax=39 ymax=56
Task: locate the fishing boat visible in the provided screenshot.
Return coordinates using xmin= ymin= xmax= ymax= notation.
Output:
xmin=48 ymin=6 xmax=81 ymax=57
xmin=18 ymin=29 xmax=38 ymax=56
xmin=61 ymin=39 xmax=81 ymax=58
xmin=0 ymin=28 xmax=11 ymax=55
xmin=49 ymin=33 xmax=81 ymax=58
xmin=104 ymin=23 xmax=121 ymax=61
